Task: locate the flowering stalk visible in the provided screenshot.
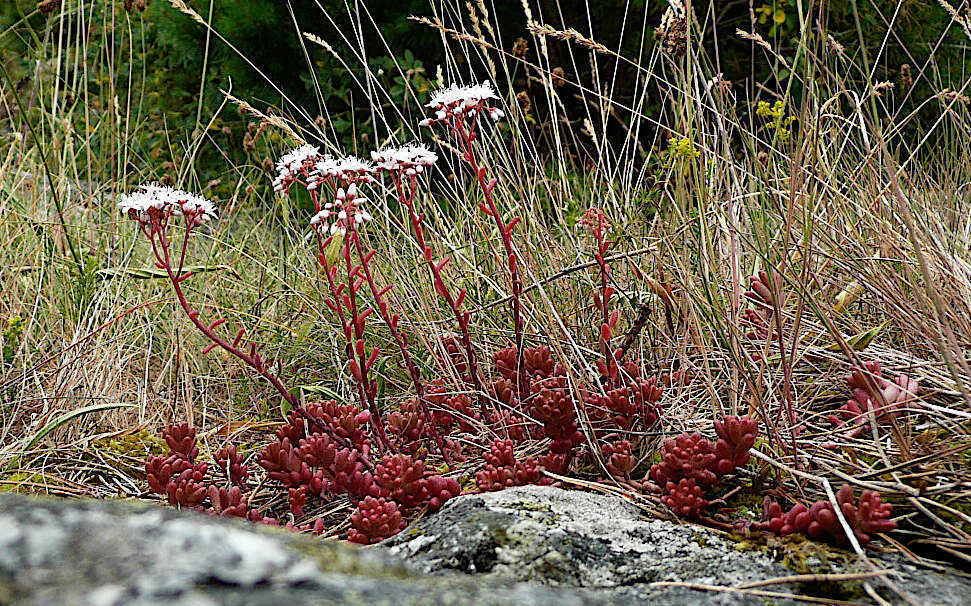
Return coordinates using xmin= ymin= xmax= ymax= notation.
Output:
xmin=421 ymin=82 xmax=528 ymax=394
xmin=340 ymin=221 xmax=388 ymax=449
xmin=308 ymin=158 xmax=394 ymax=451
xmin=119 ymin=184 xmax=360 ymax=455
xmin=277 ymin=148 xmax=390 ymax=450
xmin=372 ymin=145 xmax=488 ymax=411
xmin=579 ymin=208 xmax=620 ymax=386
xmin=303 ymin=152 xmax=450 ymax=457
xmin=458 ymin=124 xmax=526 ymax=391
xmin=313 ymin=223 xmax=387 ymax=448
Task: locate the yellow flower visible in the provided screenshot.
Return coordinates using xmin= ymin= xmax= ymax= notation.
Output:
xmin=668 ymin=137 xmax=700 ymax=159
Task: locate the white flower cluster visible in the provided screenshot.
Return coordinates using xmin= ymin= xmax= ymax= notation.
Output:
xmin=119 ymin=184 xmax=216 ymax=225
xmin=309 ymin=183 xmax=373 ymax=236
xmin=273 ymin=144 xmax=322 ymax=194
xmin=309 ymin=155 xmax=375 ymax=190
xmin=576 ymin=207 xmax=611 ymax=235
xmin=419 ymin=80 xmax=505 ymax=126
xmin=370 ymin=143 xmax=438 ymax=176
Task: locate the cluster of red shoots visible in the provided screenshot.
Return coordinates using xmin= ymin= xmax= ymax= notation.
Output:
xmin=752 ymin=484 xmax=896 ymax=547
xmin=472 ymin=344 xmax=664 ymax=489
xmin=146 ymin=408 xmax=461 ymax=544
xmin=828 ymin=361 xmax=920 ymax=438
xmin=648 ymin=418 xmax=897 ymax=547
xmin=647 ymin=416 xmax=758 ymax=518
xmin=145 ymin=340 xmax=665 ymax=543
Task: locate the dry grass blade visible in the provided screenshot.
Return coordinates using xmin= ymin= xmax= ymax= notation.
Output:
xmin=526 ymin=22 xmax=611 ymax=54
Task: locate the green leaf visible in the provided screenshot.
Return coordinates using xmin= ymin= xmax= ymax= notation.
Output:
xmin=324 ymin=234 xmax=344 ymax=267
xmin=96 ymin=265 xmax=237 ymax=280
xmin=299 ymin=384 xmax=344 ymax=401
xmin=2 ymin=402 xmax=137 ymax=471
xmin=825 ymin=321 xmax=888 ymax=352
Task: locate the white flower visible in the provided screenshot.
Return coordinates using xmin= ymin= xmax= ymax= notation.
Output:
xmin=273 ymin=144 xmax=323 ymax=194
xmin=310 ymin=208 xmax=331 ymax=225
xmin=308 ymin=179 xmax=373 ymax=232
xmin=426 ymin=81 xmax=497 ymax=110
xmin=421 ymin=80 xmax=505 ymax=127
xmin=370 ymin=143 xmax=439 ymax=173
xmin=119 ymin=186 xmax=172 ymax=218
xmin=310 ymin=155 xmax=375 ymax=188
xmin=119 ymin=184 xmax=217 ymax=224
xmin=277 ymin=144 xmax=321 ymax=169
xmin=176 ymin=195 xmax=218 ymax=225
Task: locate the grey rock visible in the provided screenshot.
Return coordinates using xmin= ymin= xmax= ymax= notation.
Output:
xmin=386 ymin=485 xmax=971 ymax=606
xmin=2 ymin=487 xmax=969 ymax=606
xmin=0 ymin=493 xmax=614 ymax=606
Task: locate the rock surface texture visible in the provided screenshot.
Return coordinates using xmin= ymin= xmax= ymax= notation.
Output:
xmin=387 ymin=485 xmax=971 ymax=605
xmin=1 ymin=486 xmax=968 ymax=605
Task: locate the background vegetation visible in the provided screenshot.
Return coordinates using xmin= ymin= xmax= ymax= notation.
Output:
xmin=3 ymin=0 xmax=967 ymax=187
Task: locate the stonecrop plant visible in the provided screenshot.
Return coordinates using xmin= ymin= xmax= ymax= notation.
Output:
xmin=128 ymin=81 xmax=897 ymax=548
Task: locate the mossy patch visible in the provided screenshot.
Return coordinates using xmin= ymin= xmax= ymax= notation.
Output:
xmin=719 ymin=485 xmax=767 ymax=523
xmin=288 ymin=536 xmax=413 ymax=580
xmin=405 ymin=525 xmax=424 ymax=538
xmin=729 ymin=532 xmax=867 ymax=600
xmin=94 ymin=430 xmax=166 ymax=458
xmin=0 ymin=472 xmax=46 ymax=493
xmin=507 ymin=500 xmax=554 ymax=513
xmin=691 ymin=531 xmax=710 ymax=548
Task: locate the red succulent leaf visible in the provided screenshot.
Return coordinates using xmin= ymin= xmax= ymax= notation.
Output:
xmin=208 ymin=485 xmax=250 ymax=518
xmin=711 ymin=415 xmax=757 ymax=475
xmin=259 ymin=439 xmax=314 ymax=488
xmin=288 ymin=486 xmax=307 ymax=518
xmin=745 ymin=270 xmax=785 ymax=312
xmin=348 ymin=497 xmax=405 ymax=545
xmin=475 ymin=439 xmax=544 ymax=492
xmin=215 ymin=445 xmax=249 ymax=488
xmin=756 ymin=484 xmax=895 ymax=547
xmin=529 ymin=384 xmax=582 ymax=457
xmin=650 ymin=432 xmax=718 ymax=487
xmin=663 ymin=478 xmax=708 ymax=518
xmin=602 ymin=439 xmax=635 ymax=478
xmin=163 ymin=423 xmax=199 ymax=462
xmin=830 ymin=364 xmax=920 ymax=437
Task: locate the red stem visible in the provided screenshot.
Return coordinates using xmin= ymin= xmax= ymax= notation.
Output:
xmin=309 ymin=189 xmax=374 ymax=425
xmin=393 ymin=175 xmax=489 ymax=411
xmin=314 ymin=229 xmax=377 ymax=437
xmin=147 ymin=217 xmax=369 ymax=466
xmin=594 ymin=219 xmax=614 ymax=386
xmin=350 ymin=230 xmax=452 ymax=466
xmin=452 ymin=115 xmax=527 ymax=394
xmin=341 ymin=222 xmax=390 ymax=450
xmin=307 ymin=186 xmax=389 ymax=451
